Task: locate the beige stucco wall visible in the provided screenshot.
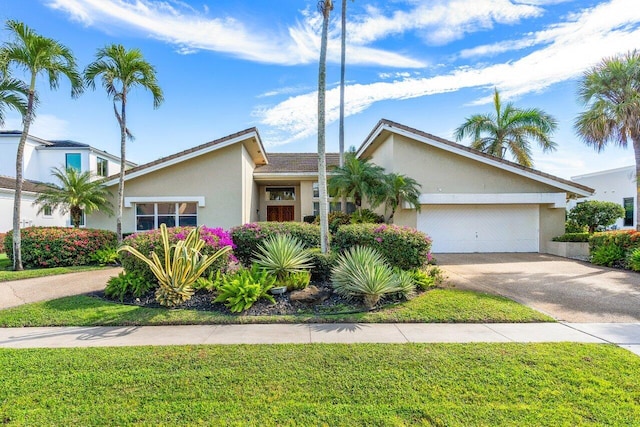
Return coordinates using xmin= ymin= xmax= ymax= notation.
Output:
xmin=299 ymin=180 xmax=315 ymax=219
xmin=242 ymin=145 xmax=259 ymax=224
xmin=539 ymin=205 xmax=566 ymax=253
xmin=87 ymin=143 xmax=251 ymax=232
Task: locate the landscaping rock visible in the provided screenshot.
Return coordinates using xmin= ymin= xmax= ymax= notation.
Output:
xmin=289 ymin=285 xmax=330 ymax=304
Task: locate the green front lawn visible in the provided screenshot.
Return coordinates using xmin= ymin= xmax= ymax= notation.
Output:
xmin=0 ymin=289 xmax=553 ymax=327
xmin=0 ymin=253 xmax=104 ymax=282
xmin=1 ymin=343 xmax=638 ymax=425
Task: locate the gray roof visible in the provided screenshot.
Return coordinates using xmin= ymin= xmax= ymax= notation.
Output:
xmin=254 ymin=153 xmax=340 ymax=174
xmin=48 ymin=140 xmax=90 ymax=148
xmin=0 ymin=175 xmax=47 ymax=193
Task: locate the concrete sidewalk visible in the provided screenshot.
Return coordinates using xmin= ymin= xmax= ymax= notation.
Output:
xmin=0 ymin=267 xmax=120 ymax=309
xmin=1 ymin=322 xmax=638 ymax=355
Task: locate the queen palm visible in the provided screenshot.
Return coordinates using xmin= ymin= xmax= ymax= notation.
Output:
xmin=575 ymin=50 xmax=640 ymax=230
xmin=328 ymin=151 xmax=386 ymax=211
xmin=454 ymin=89 xmax=558 ymax=168
xmin=84 ymin=44 xmax=163 ymax=242
xmin=34 ymin=167 xmax=114 ymax=228
xmin=1 ymin=20 xmax=83 ymax=271
xmin=378 ymin=173 xmax=421 ymax=223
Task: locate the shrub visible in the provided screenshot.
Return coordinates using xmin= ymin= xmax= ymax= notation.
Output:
xmin=552 ymin=233 xmax=590 ymax=243
xmin=589 ymin=230 xmax=640 ymax=254
xmin=313 ymin=211 xmax=351 ymax=234
xmin=105 ymin=271 xmax=153 ymax=302
xmin=119 ymin=224 xmax=232 ymax=307
xmin=213 ymin=265 xmax=276 ymax=312
xmin=332 ymin=223 xmax=432 ymax=270
xmin=331 ymin=246 xmax=405 ymax=308
xmin=350 ymin=209 xmax=384 ymax=224
xmin=120 ymin=226 xmax=234 ymax=284
xmin=280 ymin=270 xmax=311 ymax=291
xmin=308 ymin=248 xmax=336 ymax=282
xmin=91 ymin=247 xmax=119 ymax=265
xmin=590 ymin=243 xmax=626 ymax=267
xmin=230 ymin=222 xmax=320 ymax=266
xmin=410 ymin=268 xmax=436 ymax=291
xmin=3 ymin=227 xmax=117 ymax=268
xmin=565 ymin=219 xmax=587 ymax=233
xmin=568 ymin=201 xmax=625 ymax=233
xmin=303 ymin=215 xmax=316 ymax=224
xmin=0 ymin=233 xmax=5 ymax=254
xmin=253 ymin=234 xmax=313 ymax=281
xmin=627 ymin=248 xmax=640 ymax=272
xmin=393 ymin=268 xmax=417 ymax=300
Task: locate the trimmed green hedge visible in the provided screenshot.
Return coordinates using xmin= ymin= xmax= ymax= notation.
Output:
xmin=230 ymin=222 xmax=320 ymax=267
xmin=332 ymin=223 xmax=432 ymax=270
xmin=0 ymin=232 xmax=5 ymax=254
xmin=3 ymin=227 xmax=117 ymax=268
xmin=552 ymin=233 xmax=589 ymax=242
xmin=120 ymin=226 xmax=235 ymax=284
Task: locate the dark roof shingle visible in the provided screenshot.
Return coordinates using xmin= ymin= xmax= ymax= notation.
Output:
xmin=254 ymin=153 xmax=340 ymax=174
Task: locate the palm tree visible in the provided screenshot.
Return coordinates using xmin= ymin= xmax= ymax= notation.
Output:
xmin=377 ymin=173 xmax=421 ymax=224
xmin=338 ymin=0 xmax=352 ymax=214
xmin=34 ymin=167 xmax=114 ymax=228
xmin=328 ymin=151 xmax=386 ymax=211
xmin=317 ymin=0 xmax=333 ymax=254
xmin=84 ymin=44 xmax=163 ymax=243
xmin=1 ymin=20 xmax=83 ymax=271
xmin=575 ymin=50 xmax=640 ymax=230
xmin=0 ymin=73 xmax=28 ymax=127
xmin=454 ymin=88 xmax=558 ymax=167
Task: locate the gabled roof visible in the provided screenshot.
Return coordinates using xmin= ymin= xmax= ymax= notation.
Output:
xmin=254 ymin=153 xmax=340 ymax=175
xmin=48 ymin=140 xmax=90 ymax=148
xmin=357 ymin=119 xmax=594 ymax=197
xmin=0 ymin=175 xmax=46 ymax=193
xmin=104 ymin=127 xmax=267 ymax=186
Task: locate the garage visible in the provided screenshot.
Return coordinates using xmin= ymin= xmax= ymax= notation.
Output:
xmin=417 ymin=204 xmax=539 ymax=253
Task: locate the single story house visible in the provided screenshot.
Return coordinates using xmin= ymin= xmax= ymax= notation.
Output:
xmin=569 ymin=165 xmax=636 ymax=230
xmin=87 ymin=119 xmax=594 ymax=253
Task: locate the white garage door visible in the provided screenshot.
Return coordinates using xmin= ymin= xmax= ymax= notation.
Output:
xmin=417 ymin=205 xmax=539 ymax=253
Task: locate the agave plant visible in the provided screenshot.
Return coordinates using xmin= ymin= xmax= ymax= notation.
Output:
xmin=252 ymin=234 xmax=313 ymax=282
xmin=332 ymin=246 xmax=403 ymax=308
xmin=119 ymin=224 xmax=231 ymax=307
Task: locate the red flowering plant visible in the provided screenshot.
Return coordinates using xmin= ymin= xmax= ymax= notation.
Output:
xmin=3 ymin=227 xmax=117 ymax=268
xmin=119 ymin=226 xmax=236 ymax=285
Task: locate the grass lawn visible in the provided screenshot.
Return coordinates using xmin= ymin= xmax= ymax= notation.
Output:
xmin=0 ymin=253 xmax=104 ymax=282
xmin=0 ymin=288 xmax=553 ymax=326
xmin=1 ymin=343 xmax=638 ymax=425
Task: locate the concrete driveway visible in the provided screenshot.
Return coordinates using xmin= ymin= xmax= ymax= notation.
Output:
xmin=437 ymin=253 xmax=640 ymax=322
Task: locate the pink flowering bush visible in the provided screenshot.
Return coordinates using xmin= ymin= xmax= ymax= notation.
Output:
xmin=3 ymin=227 xmax=117 ymax=268
xmin=332 ymin=223 xmax=432 ymax=270
xmin=230 ymin=222 xmax=320 ymax=266
xmin=120 ymin=226 xmax=236 ymax=284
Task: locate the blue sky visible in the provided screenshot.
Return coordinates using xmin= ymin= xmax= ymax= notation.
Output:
xmin=1 ymin=0 xmax=639 ymax=179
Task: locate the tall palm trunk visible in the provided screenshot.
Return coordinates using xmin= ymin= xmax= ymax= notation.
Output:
xmin=317 ymin=0 xmax=332 ymax=253
xmin=339 ymin=0 xmax=347 ymax=214
xmin=634 ymin=138 xmax=640 ymax=231
xmin=116 ymin=91 xmax=127 ymax=243
xmin=12 ymin=74 xmax=36 ymax=271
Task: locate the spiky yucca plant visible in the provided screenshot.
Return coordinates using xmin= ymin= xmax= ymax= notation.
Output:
xmin=332 ymin=246 xmax=404 ymax=308
xmin=253 ymin=234 xmax=313 ymax=281
xmin=119 ymin=224 xmax=231 ymax=307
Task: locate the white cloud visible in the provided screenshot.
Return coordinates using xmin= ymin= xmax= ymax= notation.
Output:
xmin=3 ymin=114 xmax=70 ymax=140
xmin=255 ymin=0 xmax=640 ymax=144
xmin=47 ymin=0 xmax=425 ymax=67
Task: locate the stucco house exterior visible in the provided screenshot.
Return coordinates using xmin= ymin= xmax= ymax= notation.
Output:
xmin=0 ymin=131 xmax=133 ymax=231
xmin=86 ymin=119 xmax=593 ymax=254
xmin=569 ymin=165 xmax=636 ymax=230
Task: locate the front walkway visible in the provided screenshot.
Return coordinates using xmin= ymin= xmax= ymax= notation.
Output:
xmin=0 ymin=323 xmax=638 ymax=356
xmin=0 ymin=267 xmax=121 ymax=310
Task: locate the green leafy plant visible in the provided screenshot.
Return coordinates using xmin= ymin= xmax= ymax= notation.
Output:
xmin=105 ymin=271 xmax=153 ymax=302
xmin=568 ymin=201 xmax=625 ymax=233
xmin=393 ymin=268 xmax=417 ymax=300
xmin=410 ymin=268 xmax=436 ymax=291
xmin=627 ymin=248 xmax=640 ymax=272
xmin=313 ymin=211 xmax=351 ymax=234
xmin=119 ymin=224 xmax=231 ymax=307
xmin=552 ymin=233 xmax=590 ymax=243
xmin=307 ymin=248 xmax=336 ymax=282
xmin=331 ymin=246 xmax=405 ymax=308
xmin=253 ymin=234 xmax=313 ymax=282
xmin=213 ymin=265 xmax=276 ymax=312
xmin=280 ymin=270 xmax=311 ymax=291
xmin=90 ymin=247 xmax=119 ymax=265
xmin=590 ymin=243 xmax=626 ymax=267
xmin=350 ymin=209 xmax=384 ymax=224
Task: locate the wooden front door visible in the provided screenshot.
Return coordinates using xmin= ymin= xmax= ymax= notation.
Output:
xmin=267 ymin=205 xmax=295 ymax=222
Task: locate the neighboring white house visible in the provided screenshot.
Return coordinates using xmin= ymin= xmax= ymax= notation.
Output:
xmin=570 ymin=165 xmax=636 ymax=229
xmin=0 ymin=131 xmax=134 ymax=232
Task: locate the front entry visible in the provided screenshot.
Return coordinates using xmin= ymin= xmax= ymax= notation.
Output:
xmin=267 ymin=205 xmax=295 ymax=222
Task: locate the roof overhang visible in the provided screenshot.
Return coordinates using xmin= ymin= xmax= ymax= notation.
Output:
xmin=358 ymin=119 xmax=594 ymax=198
